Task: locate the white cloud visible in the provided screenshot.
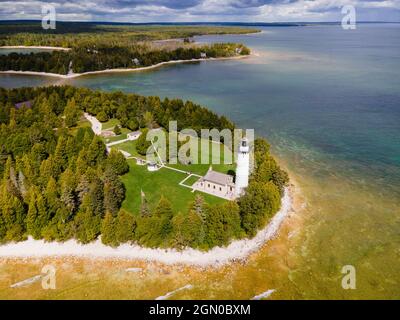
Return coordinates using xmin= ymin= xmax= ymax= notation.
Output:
xmin=0 ymin=0 xmax=398 ymax=22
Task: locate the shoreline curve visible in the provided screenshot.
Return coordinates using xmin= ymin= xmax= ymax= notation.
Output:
xmin=0 ymin=55 xmax=250 ymax=79
xmin=0 ymin=187 xmax=292 ymax=267
xmin=0 ymin=45 xmax=71 ymax=51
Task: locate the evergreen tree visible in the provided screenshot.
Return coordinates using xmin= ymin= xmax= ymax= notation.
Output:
xmin=74 ymin=194 xmax=101 ymax=244
xmin=60 ymin=168 xmax=77 ymax=213
xmin=135 ymin=128 xmax=151 ymax=156
xmin=113 ymin=125 xmax=121 ymax=135
xmin=105 ymin=149 xmax=129 ymax=176
xmin=101 ymin=211 xmax=118 ymax=246
xmin=26 ymin=191 xmax=37 ymax=238
xmin=140 ymin=197 xmax=151 ymax=217
xmin=115 ymin=209 xmax=136 ymax=243
xmin=64 ymin=98 xmax=81 ymax=127
xmin=45 ymin=177 xmax=59 ymax=215
xmin=86 ymin=136 xmax=107 ymax=166
xmin=143 ymin=111 xmax=154 ymax=128
xmin=103 ymin=170 xmax=125 ymax=216
xmin=238 ymin=181 xmax=280 ymax=237
xmin=154 ymin=196 xmax=173 ymax=239
xmin=0 ymin=212 xmax=6 ymax=242
xmin=191 ymin=194 xmax=205 ymax=221
xmin=53 ymin=135 xmax=69 ymax=173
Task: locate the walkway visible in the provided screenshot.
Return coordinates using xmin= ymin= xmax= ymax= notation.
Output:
xmin=106 ymin=138 xmax=129 ymax=147
xmin=83 ymin=113 xmax=102 ymax=135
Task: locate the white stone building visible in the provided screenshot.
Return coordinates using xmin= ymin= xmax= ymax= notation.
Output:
xmin=193 ymin=167 xmax=236 ymax=200
xmin=193 ymin=138 xmax=250 ymax=200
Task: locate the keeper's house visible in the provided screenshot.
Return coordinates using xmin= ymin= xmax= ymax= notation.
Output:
xmin=192 ymin=137 xmax=250 ymax=200
xmin=193 ymin=167 xmax=236 ymax=200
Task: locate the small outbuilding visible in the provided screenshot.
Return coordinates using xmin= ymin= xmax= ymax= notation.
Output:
xmin=127 ymin=131 xmax=142 ymax=141
xmin=147 ymin=161 xmax=160 ymax=172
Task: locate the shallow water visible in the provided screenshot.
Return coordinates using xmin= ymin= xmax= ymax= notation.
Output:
xmin=0 ymin=23 xmax=399 ymax=299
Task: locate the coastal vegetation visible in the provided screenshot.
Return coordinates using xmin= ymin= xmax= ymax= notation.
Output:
xmin=0 ymin=86 xmax=288 ymax=250
xmin=0 ymin=22 xmax=253 ymax=74
xmin=0 ymin=22 xmax=259 ymax=47
xmin=0 ymin=43 xmax=250 ymax=74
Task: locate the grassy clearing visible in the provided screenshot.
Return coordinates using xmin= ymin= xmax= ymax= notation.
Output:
xmin=170 ymin=163 xmax=234 ymax=176
xmin=103 ymin=128 xmax=131 ymax=143
xmin=121 ymin=160 xmax=224 ymax=215
xmin=101 ymin=118 xmax=120 ymax=130
xmin=113 ymin=140 xmax=139 ymax=157
xmin=104 ymin=134 xmax=127 ymax=144
xmin=181 ymin=175 xmax=201 ymax=187
xmin=69 ymin=118 xmax=91 ymax=136
xmin=168 ymin=137 xmax=235 ymax=175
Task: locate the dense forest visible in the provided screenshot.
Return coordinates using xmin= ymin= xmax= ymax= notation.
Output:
xmin=0 ymin=86 xmax=288 ymax=250
xmin=0 ymin=22 xmax=253 ymax=74
xmin=0 ymin=22 xmax=259 ymax=47
xmin=0 ymin=21 xmax=260 ymax=48
xmin=0 ymin=42 xmax=250 ymax=74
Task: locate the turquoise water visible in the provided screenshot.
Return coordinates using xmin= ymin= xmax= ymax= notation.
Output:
xmin=1 ymin=24 xmax=399 ymax=298
xmin=61 ymin=24 xmax=400 ymax=193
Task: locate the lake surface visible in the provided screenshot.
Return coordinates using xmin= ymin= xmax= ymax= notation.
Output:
xmin=1 ymin=23 xmax=399 ymax=299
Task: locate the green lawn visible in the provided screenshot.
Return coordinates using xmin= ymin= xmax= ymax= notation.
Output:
xmin=69 ymin=118 xmax=91 ymax=136
xmin=113 ymin=140 xmax=139 ymax=157
xmin=103 ymin=128 xmax=131 ymax=143
xmin=66 ymin=118 xmax=237 ymax=215
xmin=169 ymin=137 xmax=236 ymax=175
xmin=181 ymin=174 xmax=201 ymax=187
xmin=114 ymin=132 xmax=236 ymax=174
xmin=173 ymin=134 xmax=234 ymax=165
xmin=101 ymin=118 xmax=120 ymax=130
xmin=104 ymin=134 xmax=127 ymax=143
xmin=121 ymin=160 xmax=225 ymax=215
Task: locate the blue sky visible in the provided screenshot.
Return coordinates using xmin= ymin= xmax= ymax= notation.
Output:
xmin=0 ymin=0 xmax=399 ymax=22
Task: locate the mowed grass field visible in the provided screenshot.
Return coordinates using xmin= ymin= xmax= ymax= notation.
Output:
xmin=121 ymin=160 xmax=225 ymax=215
xmin=181 ymin=174 xmax=202 ymax=186
xmin=71 ymin=118 xmax=236 ymax=214
xmin=113 ymin=140 xmax=139 ymax=157
xmin=115 ymin=133 xmax=236 ymax=175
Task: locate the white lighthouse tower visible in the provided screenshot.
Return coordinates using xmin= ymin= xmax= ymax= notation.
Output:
xmin=235 ymin=137 xmax=250 ymax=197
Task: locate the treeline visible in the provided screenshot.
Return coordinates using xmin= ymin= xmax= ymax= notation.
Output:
xmin=0 ymin=86 xmax=234 ymax=134
xmin=0 ymin=22 xmax=259 ymax=46
xmin=0 ymin=86 xmax=288 ymax=249
xmin=0 ymin=43 xmax=250 ymax=74
xmin=0 ymin=93 xmax=129 ymax=242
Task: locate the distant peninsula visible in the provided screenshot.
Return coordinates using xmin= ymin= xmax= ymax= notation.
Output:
xmin=0 ymin=23 xmax=254 ymax=75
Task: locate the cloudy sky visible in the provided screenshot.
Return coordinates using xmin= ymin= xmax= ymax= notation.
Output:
xmin=1 ymin=0 xmax=399 ymax=22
